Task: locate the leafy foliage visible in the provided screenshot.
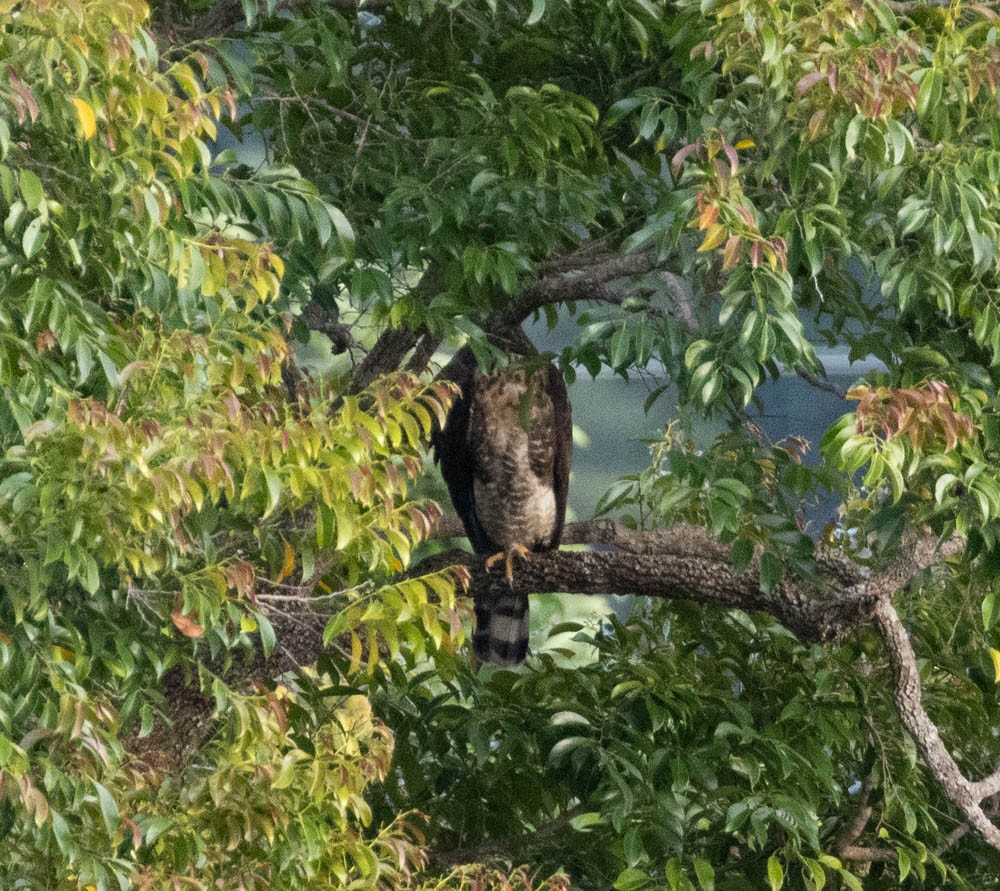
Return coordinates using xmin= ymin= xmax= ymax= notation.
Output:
xmin=0 ymin=2 xmax=465 ymax=887
xmin=362 ymin=595 xmax=1000 ymax=889
xmin=8 ymin=0 xmax=1000 ymax=887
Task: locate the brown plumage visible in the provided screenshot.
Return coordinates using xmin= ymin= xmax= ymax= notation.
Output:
xmin=435 ymin=351 xmax=572 ymax=666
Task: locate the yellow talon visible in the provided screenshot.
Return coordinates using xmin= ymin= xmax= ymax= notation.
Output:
xmin=484 ymin=544 xmax=532 ymax=584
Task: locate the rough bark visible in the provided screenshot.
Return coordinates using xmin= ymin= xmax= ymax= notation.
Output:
xmin=873 ymin=598 xmax=1000 ymax=849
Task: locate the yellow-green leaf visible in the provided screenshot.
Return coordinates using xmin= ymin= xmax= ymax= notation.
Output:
xmin=276 ymin=539 xmax=295 ymax=583
xmin=767 ymin=855 xmax=784 ymax=890
xmin=72 ymin=97 xmax=97 ymax=139
xmin=698 ymin=223 xmax=728 ymax=252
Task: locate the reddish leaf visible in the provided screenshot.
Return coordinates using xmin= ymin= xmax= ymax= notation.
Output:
xmin=171 ymin=610 xmax=205 ymax=638
xmin=795 ymin=70 xmax=827 ymax=97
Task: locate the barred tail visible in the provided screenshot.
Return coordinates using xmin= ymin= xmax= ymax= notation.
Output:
xmin=473 ymin=591 xmax=529 ymax=666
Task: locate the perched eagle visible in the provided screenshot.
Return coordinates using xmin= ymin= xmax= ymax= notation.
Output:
xmin=435 ymin=349 xmax=572 ymax=666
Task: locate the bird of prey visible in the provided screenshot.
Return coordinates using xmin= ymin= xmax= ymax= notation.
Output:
xmin=435 ymin=349 xmax=572 ymax=666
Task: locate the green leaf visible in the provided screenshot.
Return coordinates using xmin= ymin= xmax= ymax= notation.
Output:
xmin=767 ymin=855 xmax=784 ymax=891
xmin=610 ymin=327 xmax=632 ymax=369
xmin=614 ymin=867 xmax=650 ymax=891
xmin=760 ymin=25 xmax=778 ymax=64
xmin=50 ymin=810 xmax=71 ymax=855
xmin=917 ymin=70 xmax=942 ymax=118
xmin=301 ymin=539 xmax=315 ymax=582
xmin=19 ymin=169 xmax=44 ymax=211
xmin=143 ymin=816 xmax=173 ymax=845
xmin=550 ymin=710 xmax=591 ymax=727
xmin=692 ymin=857 xmax=715 ymax=891
xmin=665 ymin=859 xmax=683 ymax=891
xmin=76 ymin=337 xmax=93 ymax=383
xmin=731 ymin=538 xmax=755 ymax=570
xmin=760 ymin=551 xmax=782 ymax=594
xmin=258 ymin=611 xmax=276 ymax=656
xmin=844 ymin=115 xmax=862 ymax=161
xmin=569 ymin=811 xmax=602 ymax=830
xmin=526 ymin=0 xmax=545 ymax=25
xmin=326 ymin=204 xmax=355 ymax=257
xmin=623 ymin=827 xmax=645 ymax=866
xmin=605 ymin=96 xmax=645 ymax=126
xmin=470 ymin=171 xmax=501 ymax=194
xmin=22 ymin=216 xmax=46 ymax=259
xmin=333 ymin=501 xmax=355 ymax=551
xmin=898 ymin=848 xmax=912 ymax=881
xmin=82 ymin=553 xmax=100 ymax=594
xmin=547 ymin=621 xmax=584 ymax=636
xmin=984 ymin=593 xmax=1000 ymax=631
xmin=263 ymin=467 xmax=282 ymax=515
xmin=93 ymin=781 xmax=120 ymax=837
xmin=548 ymin=736 xmax=588 ymax=762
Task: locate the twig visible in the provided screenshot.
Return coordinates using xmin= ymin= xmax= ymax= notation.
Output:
xmin=838 ymin=846 xmax=898 ymax=863
xmin=796 ymin=366 xmax=846 ymax=398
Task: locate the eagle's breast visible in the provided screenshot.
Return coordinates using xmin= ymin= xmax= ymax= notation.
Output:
xmin=469 ymin=370 xmax=560 ymax=550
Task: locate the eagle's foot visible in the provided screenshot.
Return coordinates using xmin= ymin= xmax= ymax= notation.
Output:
xmin=484 ymin=544 xmax=531 ymax=586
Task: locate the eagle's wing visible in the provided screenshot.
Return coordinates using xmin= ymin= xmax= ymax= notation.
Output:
xmin=543 ymin=364 xmax=572 ymax=550
xmin=433 ymin=353 xmax=497 ymax=554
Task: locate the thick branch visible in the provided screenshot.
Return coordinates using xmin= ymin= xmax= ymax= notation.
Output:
xmin=832 ymin=773 xmax=876 ymax=857
xmin=349 ymin=264 xmax=441 ymax=392
xmin=430 ymin=805 xmax=589 ymax=870
xmin=974 ymin=768 xmax=1000 ymax=801
xmin=298 ymin=299 xmax=355 ymax=354
xmin=839 ymin=846 xmax=898 ymax=863
xmin=496 ymin=247 xmax=662 ymax=327
xmin=420 ymin=538 xmax=884 ymax=645
xmin=437 ymin=517 xmax=865 ymax=587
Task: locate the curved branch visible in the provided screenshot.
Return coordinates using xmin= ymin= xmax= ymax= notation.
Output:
xmin=873 ymin=599 xmax=1000 ymax=849
xmin=832 ymin=773 xmax=876 ymax=857
xmin=496 ymin=247 xmax=662 ymax=327
xmin=974 ymin=768 xmax=1000 ymax=801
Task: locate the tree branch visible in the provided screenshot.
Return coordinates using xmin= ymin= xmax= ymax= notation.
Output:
xmin=838 ymin=846 xmax=898 ymax=863
xmin=131 ymin=515 xmax=996 ymax=853
xmin=973 ymin=768 xmax=1000 ymax=801
xmin=832 ymin=773 xmax=876 ymax=857
xmin=418 ymin=525 xmax=958 ymax=646
xmin=873 ymin=598 xmax=1000 ymax=849
xmin=495 ymin=248 xmax=662 ymax=327
xmin=348 ymin=264 xmax=442 ymax=392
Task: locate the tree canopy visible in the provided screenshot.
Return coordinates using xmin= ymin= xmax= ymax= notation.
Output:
xmin=5 ymin=0 xmax=1000 ymax=887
